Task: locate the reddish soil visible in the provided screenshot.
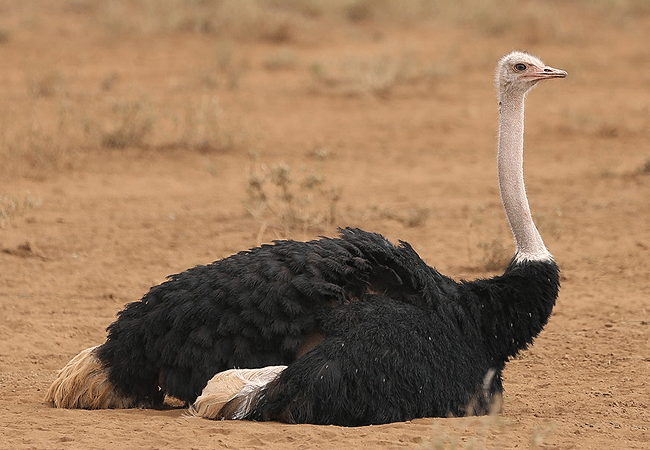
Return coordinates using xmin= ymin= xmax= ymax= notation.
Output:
xmin=1 ymin=3 xmax=649 ymax=449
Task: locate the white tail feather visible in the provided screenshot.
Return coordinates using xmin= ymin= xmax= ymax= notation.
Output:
xmin=45 ymin=345 xmax=136 ymax=409
xmin=190 ymin=365 xmax=286 ymax=419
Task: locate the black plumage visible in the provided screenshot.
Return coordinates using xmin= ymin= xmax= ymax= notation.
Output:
xmin=237 ymin=254 xmax=559 ymax=425
xmin=95 ymin=227 xmax=558 ymax=424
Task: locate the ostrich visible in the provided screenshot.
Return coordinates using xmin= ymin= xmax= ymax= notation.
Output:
xmin=46 ymin=51 xmax=566 ymax=425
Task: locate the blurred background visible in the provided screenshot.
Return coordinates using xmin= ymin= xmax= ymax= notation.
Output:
xmin=2 ymin=0 xmax=648 ymax=176
xmin=1 ymin=1 xmax=649 ymax=449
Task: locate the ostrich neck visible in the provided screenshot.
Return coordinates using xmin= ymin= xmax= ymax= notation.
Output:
xmin=497 ymin=93 xmax=552 ymax=263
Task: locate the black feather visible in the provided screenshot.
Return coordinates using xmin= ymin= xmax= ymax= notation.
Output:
xmin=236 ymin=257 xmax=558 ymax=425
xmin=95 ymin=227 xmax=559 ymax=423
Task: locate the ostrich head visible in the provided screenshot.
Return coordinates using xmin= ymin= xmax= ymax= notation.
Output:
xmin=496 ymin=51 xmax=567 ymax=99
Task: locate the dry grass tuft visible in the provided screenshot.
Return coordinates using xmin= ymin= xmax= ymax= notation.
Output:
xmin=244 ymin=154 xmax=341 ymax=240
xmin=0 ymin=194 xmax=40 ymax=229
xmin=477 ymin=238 xmax=512 ymax=272
xmin=309 ymin=52 xmax=449 ymax=98
xmin=3 ymin=0 xmax=647 ymax=47
xmin=0 ymin=91 xmax=247 ymax=177
xmin=28 ymin=73 xmax=62 ymax=98
xmin=264 ymin=50 xmax=299 ymax=71
xmin=372 ymin=206 xmax=430 ymax=229
xmin=533 ymin=209 xmax=563 ymax=241
xmin=0 ymin=29 xmax=10 ymax=43
xmin=637 ymin=157 xmax=650 ymax=175
xmin=100 ymin=101 xmax=154 ymax=149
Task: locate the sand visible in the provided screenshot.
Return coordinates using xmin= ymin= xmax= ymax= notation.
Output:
xmin=1 ymin=2 xmax=648 ymax=449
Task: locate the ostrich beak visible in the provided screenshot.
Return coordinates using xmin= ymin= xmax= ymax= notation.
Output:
xmin=528 ymin=65 xmax=568 ymax=81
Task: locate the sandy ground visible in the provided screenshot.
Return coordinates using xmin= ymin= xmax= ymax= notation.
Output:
xmin=1 ymin=2 xmax=649 ymax=449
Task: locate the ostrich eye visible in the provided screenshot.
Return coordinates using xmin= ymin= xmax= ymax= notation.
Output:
xmin=514 ymin=63 xmax=527 ymax=72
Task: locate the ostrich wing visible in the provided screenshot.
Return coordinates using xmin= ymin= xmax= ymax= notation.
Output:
xmin=97 ymin=227 xmax=451 ymax=403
